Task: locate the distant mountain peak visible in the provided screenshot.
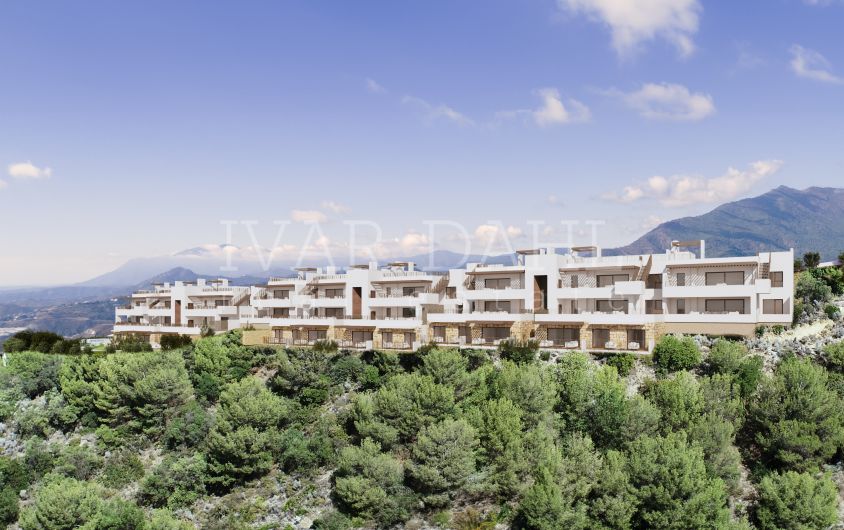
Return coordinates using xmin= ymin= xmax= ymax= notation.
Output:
xmin=611 ymin=185 xmax=844 ymax=260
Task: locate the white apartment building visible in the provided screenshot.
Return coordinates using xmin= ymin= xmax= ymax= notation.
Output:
xmin=114 ymin=241 xmax=794 ymax=352
xmin=114 ymin=278 xmax=253 ymax=341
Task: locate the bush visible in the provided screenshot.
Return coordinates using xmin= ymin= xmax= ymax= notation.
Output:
xmin=498 ymin=339 xmax=539 ymax=364
xmin=2 ymin=330 xmax=71 ymax=354
xmin=0 ymin=456 xmax=29 ymax=525
xmin=755 ymin=471 xmax=838 ymax=530
xmin=312 ymin=340 xmax=338 ymax=354
xmin=111 ymin=334 xmax=153 ymax=352
xmin=140 ymin=453 xmax=208 ymax=509
xmin=652 ymin=335 xmax=701 ymax=374
xmin=1 ymin=351 xmax=62 ymax=398
xmin=159 ymin=334 xmax=193 ymax=350
xmin=183 ymin=334 xmax=252 ymax=403
xmin=606 ymin=353 xmax=635 ymax=377
xmin=407 ymin=418 xmax=478 ymax=506
xmin=162 ymin=400 xmax=212 ymax=450
xmin=747 ymin=357 xmax=844 ymax=471
xmin=52 ymin=442 xmax=103 ymax=481
xmin=795 ymin=271 xmax=832 ymax=307
xmin=100 ymin=451 xmax=144 ymax=488
xmin=755 ymin=325 xmax=767 ymax=338
xmin=771 ymin=325 xmax=785 ymax=335
xmin=824 ymin=303 xmax=840 ymax=320
xmin=823 ymin=340 xmax=844 ymax=373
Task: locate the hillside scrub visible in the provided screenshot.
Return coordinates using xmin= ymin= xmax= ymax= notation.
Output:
xmin=0 ymin=331 xmax=840 ymax=528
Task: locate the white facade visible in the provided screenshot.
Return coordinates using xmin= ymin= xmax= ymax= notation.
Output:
xmin=115 ymin=241 xmax=794 ymax=351
xmin=114 ymin=278 xmax=253 ymax=343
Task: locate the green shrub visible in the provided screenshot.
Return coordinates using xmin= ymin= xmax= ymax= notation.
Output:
xmin=100 ymin=451 xmax=144 ymax=488
xmin=747 ymin=357 xmax=844 ymax=471
xmin=312 ymin=510 xmax=353 ymax=530
xmin=771 ymin=325 xmax=785 ymax=335
xmin=606 ymin=352 xmax=635 ymax=377
xmin=162 ymin=400 xmax=212 ymax=450
xmin=755 ymin=325 xmax=767 ymax=338
xmin=312 ymin=340 xmax=339 ymax=354
xmin=52 ymin=442 xmax=103 ymax=481
xmin=159 ymin=334 xmax=194 ymax=350
xmin=652 ymin=335 xmax=701 ymax=374
xmin=1 ymin=351 xmax=62 ymax=398
xmin=824 ymin=303 xmax=840 ymax=320
xmin=498 ymin=339 xmax=539 ymax=364
xmin=823 ymin=340 xmax=844 ymax=373
xmin=0 ymin=456 xmax=29 ymax=526
xmin=111 ymin=334 xmax=153 ymax=352
xmin=755 ymin=471 xmax=838 ymax=530
xmin=140 ymin=453 xmax=208 ymax=509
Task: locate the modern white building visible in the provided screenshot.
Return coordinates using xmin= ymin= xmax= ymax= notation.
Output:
xmin=114 ymin=278 xmax=253 ymax=344
xmin=114 ymin=241 xmax=794 ymax=352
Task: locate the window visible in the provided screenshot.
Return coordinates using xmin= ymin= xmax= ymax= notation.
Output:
xmin=484 ymin=278 xmax=511 ymax=289
xmin=446 ymin=287 xmax=457 ymax=299
xmin=272 ymin=308 xmax=290 ymax=317
xmin=382 ymin=332 xmax=392 ymax=344
xmin=705 ymin=299 xmax=746 ymax=314
xmin=763 ymin=299 xmax=785 ymax=314
xmin=570 ymin=275 xmax=578 ymax=288
xmin=646 ymin=274 xmax=663 ymax=289
xmin=571 ymin=300 xmax=578 ymax=314
xmin=401 ymin=307 xmax=415 ymax=318
xmin=676 ymin=272 xmax=686 ymax=286
xmin=273 ymin=289 xmax=290 ymax=299
xmin=403 ymin=286 xmax=422 ymax=296
xmin=706 ymin=271 xmax=744 ymax=286
xmin=597 ymin=274 xmax=630 ymax=287
xmin=324 ymin=288 xmax=344 ymax=298
xmin=646 ymin=300 xmax=663 ymax=314
xmin=324 ymin=308 xmax=344 ymax=318
xmin=770 ymin=271 xmax=784 ymax=288
xmin=482 ymin=327 xmax=510 ymax=342
xmin=676 ymin=299 xmax=686 ymax=314
xmin=432 ymin=326 xmax=446 ymax=340
xmin=484 ymin=300 xmax=511 ymax=312
xmin=458 ymin=326 xmax=469 ymax=339
xmin=596 ymin=299 xmax=628 ymax=314
xmin=308 ymin=329 xmax=327 ymax=341
xmin=548 ymin=327 xmax=579 ymax=345
xmin=628 ymin=329 xmax=646 ymax=350
xmin=352 ymin=330 xmax=373 ymax=343
xmin=592 ymin=328 xmax=610 ymax=349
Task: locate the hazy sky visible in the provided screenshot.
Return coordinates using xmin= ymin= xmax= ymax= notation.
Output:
xmin=1 ymin=0 xmax=843 ymax=285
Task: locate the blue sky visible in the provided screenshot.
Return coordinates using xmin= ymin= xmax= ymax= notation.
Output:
xmin=1 ymin=0 xmax=843 ymax=285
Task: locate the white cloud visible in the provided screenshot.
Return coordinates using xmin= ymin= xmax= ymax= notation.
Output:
xmin=8 ymin=161 xmax=52 ymax=179
xmin=290 ymin=209 xmax=328 ymax=223
xmin=0 ymin=180 xmax=7 ymax=190
xmin=789 ymin=45 xmax=843 ymax=84
xmin=365 ymin=77 xmax=386 ymax=94
xmin=321 ymin=200 xmax=350 ymax=214
xmin=604 ymin=160 xmax=783 ymax=207
xmin=608 ymin=82 xmax=715 ymax=121
xmin=532 ymin=88 xmax=591 ymax=126
xmin=559 ymin=0 xmax=701 ymax=58
xmin=402 ymin=95 xmax=474 ymax=126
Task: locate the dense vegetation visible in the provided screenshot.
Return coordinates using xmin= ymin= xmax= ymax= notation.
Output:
xmin=0 ymin=328 xmax=842 ymax=529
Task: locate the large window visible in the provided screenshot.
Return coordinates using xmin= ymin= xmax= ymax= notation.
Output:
xmin=676 ymin=272 xmax=686 ymax=286
xmin=432 ymin=326 xmax=446 ymax=341
xmin=548 ymin=327 xmax=579 ymax=345
xmin=597 ymin=274 xmax=630 ymax=287
xmin=324 ymin=308 xmax=344 ymax=318
xmin=628 ymin=329 xmax=646 ymax=350
xmin=770 ymin=271 xmax=784 ymax=288
xmin=484 ymin=278 xmax=511 ymax=290
xmin=705 ymin=271 xmax=744 ymax=286
xmin=705 ymin=299 xmax=746 ymax=314
xmin=646 ymin=274 xmax=663 ymax=289
xmin=676 ymin=299 xmax=686 ymax=314
xmin=352 ymin=330 xmax=373 ymax=343
xmin=482 ymin=327 xmax=510 ymax=341
xmin=324 ymin=288 xmax=344 ymax=298
xmin=646 ymin=300 xmax=663 ymax=314
xmin=401 ymin=307 xmax=415 ymax=318
xmin=402 ymin=286 xmax=423 ymax=296
xmin=596 ymin=299 xmax=628 ymax=314
xmin=272 ymin=308 xmax=290 ymax=317
xmin=484 ymin=300 xmax=512 ymax=312
xmin=763 ymin=299 xmax=785 ymax=314
xmin=308 ymin=329 xmax=327 ymax=341
xmin=273 ymin=289 xmax=290 ymax=299
xmin=592 ymin=328 xmax=610 ymax=349
xmin=570 ymin=275 xmax=579 ymax=288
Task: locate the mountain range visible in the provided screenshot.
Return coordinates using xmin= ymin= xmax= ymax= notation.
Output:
xmin=2 ymin=185 xmax=842 ymax=339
